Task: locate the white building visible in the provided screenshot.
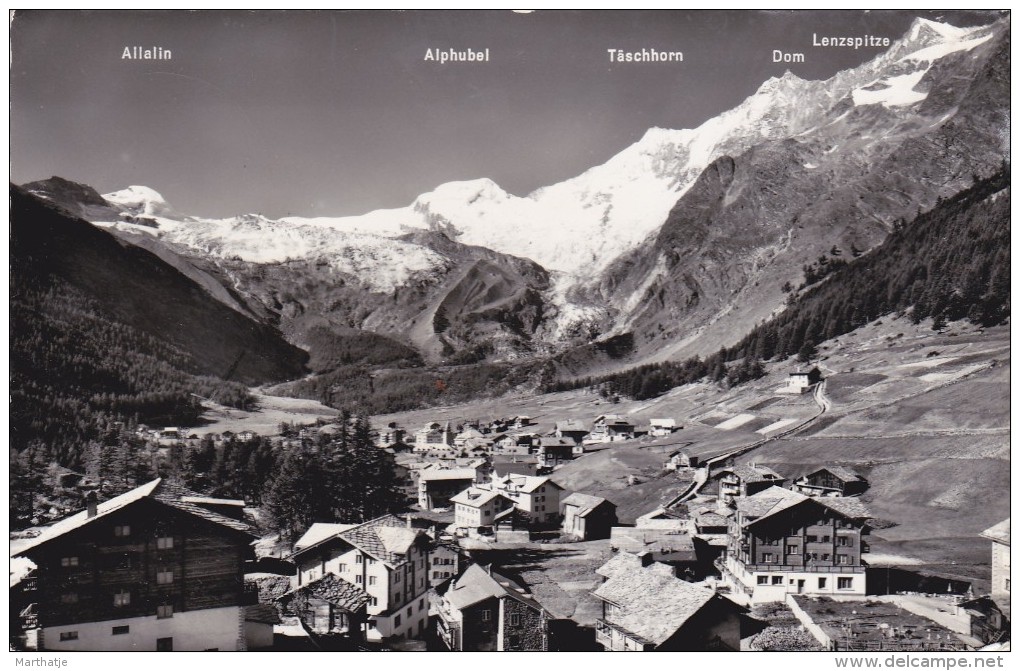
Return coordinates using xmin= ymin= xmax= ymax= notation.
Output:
xmin=289 ymin=515 xmax=431 ymax=642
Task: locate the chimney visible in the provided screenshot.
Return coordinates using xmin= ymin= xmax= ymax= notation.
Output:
xmin=85 ymin=491 xmax=98 ymax=519
xmin=486 ymin=564 xmax=493 ymax=575
xmin=406 ymin=514 xmax=413 ymax=529
xmin=637 ymin=550 xmax=653 ymax=567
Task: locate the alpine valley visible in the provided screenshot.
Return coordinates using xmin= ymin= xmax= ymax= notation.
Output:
xmin=13 ymin=16 xmax=1010 ymax=426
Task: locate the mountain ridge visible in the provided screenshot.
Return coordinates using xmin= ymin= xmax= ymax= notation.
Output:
xmin=21 ymin=15 xmax=1010 ymax=377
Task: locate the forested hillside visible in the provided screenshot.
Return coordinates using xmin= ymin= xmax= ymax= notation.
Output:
xmin=9 ymin=185 xmax=308 ymax=469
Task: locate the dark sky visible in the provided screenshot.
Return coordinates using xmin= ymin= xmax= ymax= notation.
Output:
xmin=10 ymin=9 xmax=1000 ymax=218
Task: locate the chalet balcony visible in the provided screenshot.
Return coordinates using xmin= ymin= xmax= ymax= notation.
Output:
xmin=594 ymin=619 xmax=613 ymax=648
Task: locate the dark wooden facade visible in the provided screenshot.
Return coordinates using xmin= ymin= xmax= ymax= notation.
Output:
xmin=729 ymin=499 xmax=867 ymax=574
xmin=26 ymin=498 xmax=253 ymax=630
xmin=797 ymin=469 xmax=868 ymax=497
xmin=461 ymin=597 xmax=500 ymax=651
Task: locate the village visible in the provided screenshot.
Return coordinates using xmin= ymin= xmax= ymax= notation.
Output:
xmin=8 ymin=364 xmax=1010 ymax=653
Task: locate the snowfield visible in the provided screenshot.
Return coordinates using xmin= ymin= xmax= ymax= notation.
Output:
xmin=98 ymin=18 xmax=994 ymax=301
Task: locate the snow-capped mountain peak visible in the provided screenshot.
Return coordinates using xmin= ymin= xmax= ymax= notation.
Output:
xmin=93 ymin=17 xmax=1002 ymax=294
xmin=104 ymin=185 xmax=176 ymax=218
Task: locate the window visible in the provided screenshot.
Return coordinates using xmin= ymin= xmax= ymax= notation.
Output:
xmin=838 ymin=536 xmax=853 ymax=547
xmin=394 ymin=592 xmax=400 ymax=603
xmin=818 ymin=578 xmax=827 ymax=589
xmin=156 ymin=637 xmax=173 ymax=652
xmin=786 ymin=545 xmax=799 ymax=555
xmin=61 ymin=592 xmax=78 ymax=604
xmin=156 ymin=536 xmax=173 ymax=550
xmin=356 ymin=554 xmax=363 ymax=564
xmin=114 ymin=525 xmax=131 ymax=537
xmin=822 ymin=554 xmax=830 ymax=561
xmin=368 ymin=557 xmax=376 ymax=565
xmin=407 ymin=604 xmax=414 ymax=616
xmin=762 ymin=553 xmax=774 ymax=563
xmin=757 ymin=575 xmax=769 ymax=586
xmin=394 ymin=614 xmax=402 ymax=627
xmin=806 ymin=535 xmax=818 ymax=543
xmin=61 ymin=556 xmax=79 ymax=568
xmin=356 ymin=575 xmax=363 ymax=584
xmin=482 ymin=609 xmax=491 ymax=621
xmin=419 ymin=598 xmax=425 ymax=608
xmin=837 ymin=577 xmax=853 ymax=590
xmin=59 ymin=632 xmax=78 ymax=642
xmin=1006 ymin=578 xmax=1011 ymax=592
xmin=771 ymin=576 xmax=783 ymax=585
xmin=157 ymin=604 xmax=173 ymax=619
xmin=369 ymin=576 xmax=377 ymax=586
xmin=156 ymin=569 xmax=174 ymax=585
xmin=822 ymin=535 xmax=831 ymax=543
xmin=339 ymin=563 xmax=347 ymax=573
xmin=112 ymin=626 xmax=130 ymax=636
xmin=810 ymin=552 xmax=818 ymax=561
xmin=837 ymin=555 xmax=850 ymax=565
xmin=510 ymin=613 xmax=521 ymax=626
xmin=114 ymin=590 xmax=131 ymax=607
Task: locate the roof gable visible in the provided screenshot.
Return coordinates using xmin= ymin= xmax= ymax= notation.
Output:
xmin=739 ymin=487 xmax=870 ymax=527
xmin=982 ymin=519 xmax=1010 ymax=545
xmin=592 ymin=567 xmax=716 ymax=645
xmin=562 ymin=492 xmax=612 ymax=516
xmin=337 ymin=514 xmax=426 ymax=567
xmin=281 ymin=573 xmax=370 ymax=612
xmin=445 ymin=564 xmax=546 ymax=613
xmin=12 ymin=478 xmax=254 ymax=558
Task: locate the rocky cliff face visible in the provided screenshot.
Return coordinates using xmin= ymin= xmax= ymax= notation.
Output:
xmin=22 ymin=17 xmax=1010 ymax=372
xmin=591 ymin=17 xmax=1009 ymax=363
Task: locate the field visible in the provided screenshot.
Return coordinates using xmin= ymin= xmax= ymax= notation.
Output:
xmin=373 ymin=317 xmax=1009 ymax=589
xmin=194 ymin=390 xmax=338 ymax=436
xmin=736 ymin=319 xmax=1010 ymax=587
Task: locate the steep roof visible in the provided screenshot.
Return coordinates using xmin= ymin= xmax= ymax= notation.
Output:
xmin=737 ymin=486 xmax=870 ymax=526
xmin=595 ymin=552 xmax=675 ymax=581
xmin=450 ymin=487 xmax=505 ymax=508
xmin=555 ymin=420 xmax=587 ymax=432
xmin=981 ymin=519 xmax=1010 ymax=546
xmin=444 ymin=564 xmax=546 ymax=613
xmin=650 ymin=418 xmax=676 ymax=427
xmin=281 ymin=573 xmax=370 ymax=612
xmin=419 ymin=467 xmax=477 ymax=482
xmin=12 ymin=478 xmax=254 ymax=558
xmin=719 ymin=464 xmax=785 ymax=484
xmin=592 ymin=566 xmax=717 ymax=646
xmin=561 ymin=492 xmax=613 ymax=517
xmin=495 ymin=474 xmax=561 ymax=493
xmin=694 ymin=511 xmax=731 ymax=528
xmin=294 ymin=523 xmax=359 ymax=552
xmin=610 ymin=528 xmax=695 ymax=556
xmin=803 ymin=466 xmax=865 ymax=483
xmin=539 ymin=437 xmax=576 ymax=448
xmin=338 ymin=515 xmax=425 ymax=567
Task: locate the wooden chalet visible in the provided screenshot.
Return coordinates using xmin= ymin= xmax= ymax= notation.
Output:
xmin=11 ymin=479 xmax=260 ymax=651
